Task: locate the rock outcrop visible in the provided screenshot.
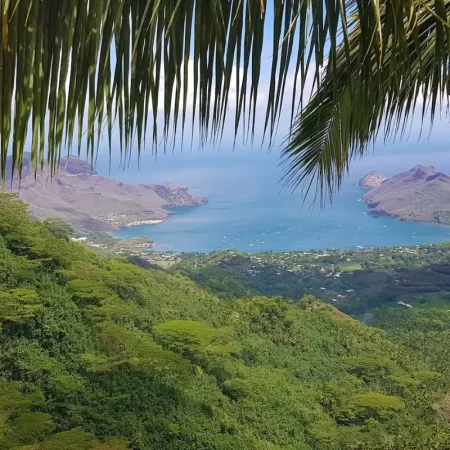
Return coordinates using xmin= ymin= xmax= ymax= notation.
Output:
xmin=7 ymin=153 xmax=208 ymax=232
xmin=358 ymin=171 xmax=386 ymax=189
xmin=362 ymin=165 xmax=450 ymax=224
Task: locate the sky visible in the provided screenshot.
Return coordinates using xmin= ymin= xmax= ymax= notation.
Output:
xmin=83 ymin=5 xmax=450 ymax=191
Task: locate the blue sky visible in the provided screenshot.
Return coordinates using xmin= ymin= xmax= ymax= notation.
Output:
xmin=93 ymin=5 xmax=450 ymax=189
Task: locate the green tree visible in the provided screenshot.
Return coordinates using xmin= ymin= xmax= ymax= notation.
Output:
xmin=336 ymin=393 xmax=405 ymax=425
xmin=0 ymin=197 xmax=448 ymax=448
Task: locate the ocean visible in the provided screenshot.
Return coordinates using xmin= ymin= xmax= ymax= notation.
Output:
xmin=96 ymin=144 xmax=450 ymax=253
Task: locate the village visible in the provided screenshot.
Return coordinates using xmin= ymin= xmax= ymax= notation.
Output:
xmin=169 ymin=242 xmax=450 ymax=313
xmin=71 ymin=233 xmax=156 ymax=256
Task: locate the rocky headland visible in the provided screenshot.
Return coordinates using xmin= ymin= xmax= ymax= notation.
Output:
xmin=7 ymin=153 xmax=208 ymax=232
xmin=358 ymin=171 xmax=386 ymax=189
xmin=361 ymin=165 xmax=450 ymax=224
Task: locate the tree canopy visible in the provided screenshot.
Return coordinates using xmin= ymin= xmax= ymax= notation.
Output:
xmin=0 ymin=195 xmax=448 ymax=448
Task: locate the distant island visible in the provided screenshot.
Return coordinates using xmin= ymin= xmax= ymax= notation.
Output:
xmin=7 ymin=153 xmax=208 ymax=232
xmin=360 ymin=165 xmax=450 ymax=225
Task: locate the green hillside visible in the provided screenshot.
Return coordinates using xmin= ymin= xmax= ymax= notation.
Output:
xmin=0 ymin=195 xmax=449 ymax=449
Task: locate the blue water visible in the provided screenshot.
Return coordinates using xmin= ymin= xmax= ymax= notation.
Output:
xmin=104 ymin=147 xmax=450 ymax=253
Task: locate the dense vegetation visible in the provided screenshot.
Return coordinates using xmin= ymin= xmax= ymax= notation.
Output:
xmin=172 ymin=246 xmax=450 ymax=316
xmin=0 ymin=195 xmax=449 ymax=449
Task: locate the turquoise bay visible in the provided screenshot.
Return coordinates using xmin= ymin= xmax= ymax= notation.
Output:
xmin=106 ymin=147 xmax=450 ymax=253
xmin=113 ymin=185 xmax=450 ymax=253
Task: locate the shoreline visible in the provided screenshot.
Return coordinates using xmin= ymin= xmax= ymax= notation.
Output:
xmin=112 ymin=202 xmax=208 ymax=237
xmin=123 ymin=218 xmax=166 ymax=228
xmin=358 ymin=186 xmax=449 ymax=226
xmin=113 ymin=189 xmax=450 ymax=253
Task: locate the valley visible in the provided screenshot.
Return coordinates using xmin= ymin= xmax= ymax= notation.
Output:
xmin=168 ymin=242 xmax=450 ymax=316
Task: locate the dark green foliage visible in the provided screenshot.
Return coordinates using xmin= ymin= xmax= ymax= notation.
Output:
xmin=0 ymin=197 xmax=449 ymax=449
xmin=43 ymin=219 xmax=73 ymax=241
xmin=172 ymin=246 xmax=450 ymax=316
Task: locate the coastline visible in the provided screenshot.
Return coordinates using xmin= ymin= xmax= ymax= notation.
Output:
xmin=124 ymin=218 xmax=166 ymax=227
xmin=112 ymin=184 xmax=450 ymax=253
xmin=364 ymin=200 xmax=450 ymax=226
xmin=112 ymin=201 xmax=209 ymax=235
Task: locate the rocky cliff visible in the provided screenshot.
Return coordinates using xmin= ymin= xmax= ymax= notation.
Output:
xmin=7 ymin=154 xmax=208 ymax=232
xmin=362 ymin=165 xmax=450 ymax=224
xmin=358 ymin=171 xmax=386 ymax=189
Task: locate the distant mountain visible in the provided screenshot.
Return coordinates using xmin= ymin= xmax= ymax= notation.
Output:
xmin=358 ymin=171 xmax=386 ymax=189
xmin=362 ymin=165 xmax=450 ymax=224
xmin=7 ymin=153 xmax=208 ymax=232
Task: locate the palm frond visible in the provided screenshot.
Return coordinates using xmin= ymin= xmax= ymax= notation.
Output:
xmin=283 ymin=0 xmax=450 ymax=201
xmin=0 ymin=0 xmax=449 ymax=194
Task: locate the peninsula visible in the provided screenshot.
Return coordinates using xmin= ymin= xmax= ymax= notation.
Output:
xmin=7 ymin=153 xmax=208 ymax=232
xmin=361 ymin=165 xmax=450 ymax=224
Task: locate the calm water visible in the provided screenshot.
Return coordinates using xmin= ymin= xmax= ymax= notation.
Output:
xmin=106 ymin=148 xmax=450 ymax=253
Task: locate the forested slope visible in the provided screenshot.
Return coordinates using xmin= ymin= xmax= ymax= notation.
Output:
xmin=0 ymin=195 xmax=449 ymax=449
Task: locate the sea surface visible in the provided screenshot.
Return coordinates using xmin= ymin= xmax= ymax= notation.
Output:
xmin=102 ymin=146 xmax=450 ymax=253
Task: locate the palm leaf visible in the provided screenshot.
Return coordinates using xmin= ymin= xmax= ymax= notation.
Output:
xmin=283 ymin=0 xmax=450 ymax=201
xmin=0 ymin=0 xmax=448 ymax=197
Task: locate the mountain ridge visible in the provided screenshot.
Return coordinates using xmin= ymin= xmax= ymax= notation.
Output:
xmin=7 ymin=153 xmax=208 ymax=232
xmin=362 ymin=165 xmax=450 ymax=224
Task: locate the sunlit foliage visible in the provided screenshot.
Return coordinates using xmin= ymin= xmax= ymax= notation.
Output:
xmin=0 ymin=197 xmax=448 ymax=449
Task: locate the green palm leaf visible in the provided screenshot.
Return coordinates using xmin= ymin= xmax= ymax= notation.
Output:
xmin=0 ymin=0 xmax=448 ymax=196
xmin=283 ymin=0 xmax=450 ymax=200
